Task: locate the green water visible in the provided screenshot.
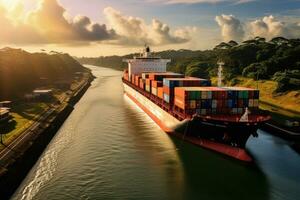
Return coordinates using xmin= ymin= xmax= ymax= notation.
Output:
xmin=11 ymin=66 xmax=300 ymax=200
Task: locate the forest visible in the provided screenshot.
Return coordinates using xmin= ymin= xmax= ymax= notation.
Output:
xmin=78 ymin=37 xmax=300 ymax=93
xmin=0 ymin=48 xmax=88 ymax=99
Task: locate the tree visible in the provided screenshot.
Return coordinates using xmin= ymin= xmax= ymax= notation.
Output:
xmin=228 ymin=40 xmax=238 ymax=47
xmin=270 ymin=37 xmax=289 ymax=45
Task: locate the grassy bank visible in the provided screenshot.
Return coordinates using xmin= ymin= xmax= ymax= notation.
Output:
xmin=0 ymin=103 xmax=49 ymax=150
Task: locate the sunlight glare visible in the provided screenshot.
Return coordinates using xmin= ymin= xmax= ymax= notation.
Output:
xmin=0 ymin=0 xmax=20 ymax=9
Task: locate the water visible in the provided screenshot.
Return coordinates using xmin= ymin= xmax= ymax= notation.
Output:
xmin=11 ymin=66 xmax=300 ymax=200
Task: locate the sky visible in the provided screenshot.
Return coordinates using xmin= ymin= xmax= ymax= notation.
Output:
xmin=0 ymin=0 xmax=299 ymax=56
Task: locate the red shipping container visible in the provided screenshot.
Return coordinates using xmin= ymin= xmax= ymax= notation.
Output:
xmin=139 ymin=79 xmax=144 ymax=89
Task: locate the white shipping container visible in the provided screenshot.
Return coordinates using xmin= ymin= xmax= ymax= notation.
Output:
xmin=152 ymin=87 xmax=157 ymax=95
xmin=164 ymin=93 xmax=170 ymax=103
xmin=146 ymin=85 xmax=150 ymax=92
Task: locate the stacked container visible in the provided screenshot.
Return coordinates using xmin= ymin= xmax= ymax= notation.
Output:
xmin=149 ymin=72 xmax=184 ymax=81
xmin=123 ymin=72 xmax=129 ymax=81
xmin=174 ymin=87 xmax=259 ymax=115
xmin=139 ymin=79 xmax=145 ymax=90
xmin=223 ymin=87 xmax=259 ymax=113
xmin=135 ymin=76 xmax=141 ymax=87
xmin=157 ymin=87 xmax=163 ymax=99
xmin=144 ymin=72 xmax=184 ymax=95
xmin=151 ymin=80 xmax=163 ymax=96
xmin=163 ymin=78 xmax=211 ymax=104
xmin=145 ymin=79 xmax=152 ymax=93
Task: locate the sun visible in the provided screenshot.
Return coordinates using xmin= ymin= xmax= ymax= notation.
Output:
xmin=0 ymin=0 xmax=20 ymax=9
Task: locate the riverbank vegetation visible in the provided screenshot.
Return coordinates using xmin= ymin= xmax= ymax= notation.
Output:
xmin=0 ymin=47 xmax=89 ymax=100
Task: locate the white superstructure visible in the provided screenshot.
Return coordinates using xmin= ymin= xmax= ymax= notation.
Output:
xmin=123 ymin=46 xmax=171 ymax=81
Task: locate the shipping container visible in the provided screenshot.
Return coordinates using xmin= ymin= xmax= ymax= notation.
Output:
xmin=163 ymin=78 xmax=211 ymax=88
xmin=148 ymin=72 xmax=184 ymax=81
xmin=157 ymin=87 xmax=163 ymax=99
xmin=164 ymin=93 xmax=170 ymax=103
xmin=139 ymin=79 xmax=145 ymax=90
xmin=174 ymin=86 xmax=260 ymax=114
xmin=152 ymin=87 xmax=157 ymax=96
xmin=152 ymin=80 xmax=163 ymax=88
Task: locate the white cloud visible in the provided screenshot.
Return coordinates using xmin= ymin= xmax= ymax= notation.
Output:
xmin=0 ymin=1 xmax=193 ymax=46
xmin=103 ymin=7 xmax=193 ymax=46
xmin=27 ymin=0 xmax=116 ymax=43
xmin=215 ymin=14 xmax=245 ymax=42
xmin=234 ymin=0 xmax=256 ymax=5
xmin=249 ymin=15 xmax=300 ymax=40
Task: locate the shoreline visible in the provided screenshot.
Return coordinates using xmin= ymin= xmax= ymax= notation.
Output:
xmin=0 ymin=70 xmax=95 ymax=200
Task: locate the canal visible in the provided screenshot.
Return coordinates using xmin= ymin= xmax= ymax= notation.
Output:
xmin=12 ymin=66 xmax=300 ymax=200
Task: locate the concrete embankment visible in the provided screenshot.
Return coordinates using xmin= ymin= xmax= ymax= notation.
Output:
xmin=0 ymin=72 xmax=95 ymax=200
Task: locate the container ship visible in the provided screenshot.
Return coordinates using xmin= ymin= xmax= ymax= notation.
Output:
xmin=122 ymin=46 xmax=270 ymax=162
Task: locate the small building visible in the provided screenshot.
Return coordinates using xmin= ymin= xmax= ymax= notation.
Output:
xmin=0 ymin=101 xmax=12 ymax=108
xmin=24 ymin=89 xmax=53 ymax=101
xmin=33 ymin=89 xmax=53 ymax=101
xmin=0 ymin=108 xmax=10 ymax=123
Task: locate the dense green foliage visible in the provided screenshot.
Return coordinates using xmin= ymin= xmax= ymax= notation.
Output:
xmin=77 ymin=37 xmax=300 ymax=92
xmin=0 ymin=48 xmax=87 ymax=99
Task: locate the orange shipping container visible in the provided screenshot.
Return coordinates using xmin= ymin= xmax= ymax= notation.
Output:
xmin=163 ymin=86 xmax=170 ymax=95
xmin=146 ymin=79 xmax=151 ymax=86
xmin=157 ymin=87 xmax=163 ymax=99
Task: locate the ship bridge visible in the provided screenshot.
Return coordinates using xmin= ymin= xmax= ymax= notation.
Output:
xmin=123 ymin=46 xmax=171 ymax=80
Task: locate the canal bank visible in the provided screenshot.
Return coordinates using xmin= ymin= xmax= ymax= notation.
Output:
xmin=0 ymin=70 xmax=95 ymax=200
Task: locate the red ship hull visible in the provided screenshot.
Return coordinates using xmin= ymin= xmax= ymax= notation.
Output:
xmin=125 ymin=91 xmax=253 ymax=162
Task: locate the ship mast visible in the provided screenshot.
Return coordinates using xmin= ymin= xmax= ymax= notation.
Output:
xmin=217 ymin=61 xmax=224 ymax=87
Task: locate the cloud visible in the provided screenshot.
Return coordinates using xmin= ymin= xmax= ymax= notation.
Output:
xmin=249 ymin=15 xmax=300 ymax=40
xmin=103 ymin=7 xmax=192 ymax=46
xmin=0 ymin=4 xmax=46 ymax=44
xmin=233 ymin=0 xmax=256 ymax=4
xmin=0 ymin=0 xmax=192 ymax=46
xmin=215 ymin=14 xmax=245 ymax=42
xmin=148 ymin=0 xmax=255 ymax=4
xmin=27 ymin=0 xmax=116 ymax=43
xmin=0 ymin=0 xmax=116 ymax=44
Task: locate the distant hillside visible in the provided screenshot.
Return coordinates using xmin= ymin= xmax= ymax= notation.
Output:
xmin=76 ymin=49 xmax=216 ymax=72
xmin=77 ymin=37 xmax=300 ymax=93
xmin=0 ymin=48 xmax=88 ymax=99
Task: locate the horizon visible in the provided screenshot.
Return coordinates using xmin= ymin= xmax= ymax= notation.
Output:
xmin=0 ymin=0 xmax=300 ymax=56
